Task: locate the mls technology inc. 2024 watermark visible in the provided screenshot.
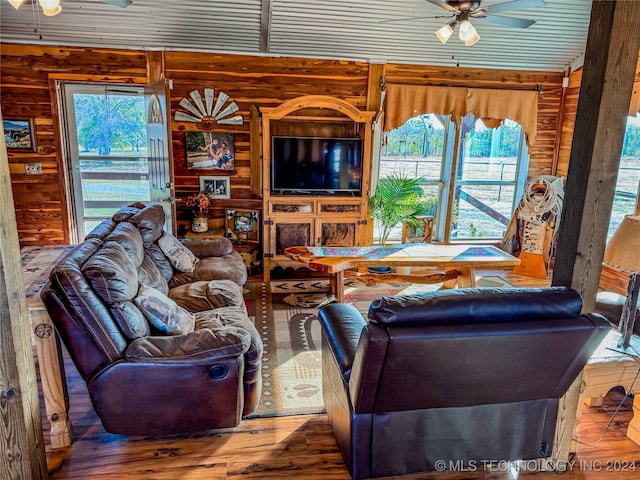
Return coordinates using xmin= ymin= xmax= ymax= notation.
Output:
xmin=433 ymin=459 xmax=636 ymax=473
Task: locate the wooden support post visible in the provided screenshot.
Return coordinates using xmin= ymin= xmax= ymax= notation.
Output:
xmin=0 ymin=111 xmax=48 ymax=477
xmin=552 ymin=1 xmax=640 ymax=311
xmin=550 ymin=0 xmax=640 ymax=462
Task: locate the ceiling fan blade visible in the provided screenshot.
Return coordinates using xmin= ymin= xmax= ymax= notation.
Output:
xmin=475 ymin=14 xmax=536 ymax=28
xmin=101 ymin=0 xmax=132 ymax=7
xmin=425 ymin=0 xmax=460 ymax=13
xmin=379 ymin=14 xmax=454 ymax=24
xmin=482 ymin=0 xmax=546 ymax=15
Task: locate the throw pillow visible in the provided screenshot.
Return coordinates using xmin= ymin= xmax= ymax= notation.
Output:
xmin=134 ymin=283 xmax=195 ymax=335
xmin=169 ymin=279 xmax=242 ymax=312
xmin=157 ymin=232 xmax=199 ymax=273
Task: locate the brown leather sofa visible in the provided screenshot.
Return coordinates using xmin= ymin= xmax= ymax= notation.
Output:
xmin=42 ymin=203 xmax=262 ymax=436
xmin=319 ymin=287 xmax=610 ymax=479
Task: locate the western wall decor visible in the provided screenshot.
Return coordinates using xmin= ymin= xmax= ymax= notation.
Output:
xmin=3 ymin=117 xmax=37 ymax=152
xmin=225 ymin=209 xmax=260 ymax=243
xmin=185 ymin=131 xmax=235 ymax=170
xmin=174 ymin=88 xmax=244 ymax=128
xmin=200 ymin=175 xmax=231 ymax=200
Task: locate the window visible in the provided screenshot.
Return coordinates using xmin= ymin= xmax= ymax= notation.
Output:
xmin=609 ymin=115 xmax=640 ymax=239
xmin=379 ymin=113 xmax=529 ymax=242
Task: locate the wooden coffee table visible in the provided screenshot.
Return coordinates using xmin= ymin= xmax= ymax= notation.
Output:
xmin=284 ymin=243 xmax=520 ymax=302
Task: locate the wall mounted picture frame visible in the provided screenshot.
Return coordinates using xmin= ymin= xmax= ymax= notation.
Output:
xmin=185 ymin=131 xmax=235 ymax=170
xmin=225 ymin=209 xmax=260 ymax=243
xmin=200 ymin=175 xmax=231 ymax=199
xmin=3 ymin=117 xmax=37 ymax=152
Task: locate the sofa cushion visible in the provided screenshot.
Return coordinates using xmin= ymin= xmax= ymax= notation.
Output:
xmin=105 ymin=222 xmax=144 ymax=266
xmin=125 ymin=327 xmax=250 ymax=361
xmin=169 ymin=279 xmax=243 ymax=313
xmin=169 ymin=251 xmax=248 ymax=288
xmin=134 ymin=284 xmax=195 ymax=335
xmin=81 ymin=241 xmax=150 ymax=339
xmin=127 ymin=204 xmax=166 ymax=243
xmin=138 ymin=254 xmax=169 ymax=295
xmin=182 ymin=237 xmax=234 ymax=257
xmin=158 ymin=232 xmax=199 ymax=273
xmin=368 ymin=287 xmax=583 ymax=326
xmin=196 ymin=306 xmax=261 ymax=364
xmin=144 ymin=244 xmax=174 ymax=281
xmin=82 ymin=241 xmax=139 ymax=304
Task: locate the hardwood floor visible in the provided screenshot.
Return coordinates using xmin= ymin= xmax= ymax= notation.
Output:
xmin=42 ymin=270 xmax=640 ymax=479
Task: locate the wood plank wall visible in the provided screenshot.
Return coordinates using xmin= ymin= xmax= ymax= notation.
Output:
xmin=3 ymin=42 xmax=599 ymax=246
xmin=165 ymin=52 xmax=370 ymax=235
xmin=0 ymin=44 xmax=148 ymax=246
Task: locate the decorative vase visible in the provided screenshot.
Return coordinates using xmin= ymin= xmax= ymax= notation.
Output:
xmin=192 ymin=216 xmax=208 ymax=233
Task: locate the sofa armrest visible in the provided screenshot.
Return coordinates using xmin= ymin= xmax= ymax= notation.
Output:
xmin=319 ymin=303 xmax=367 ymax=379
xmin=125 ymin=327 xmax=250 ymax=362
xmin=181 ymin=237 xmax=234 ymax=258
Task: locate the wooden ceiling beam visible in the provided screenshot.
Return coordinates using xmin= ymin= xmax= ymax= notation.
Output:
xmin=260 ymin=0 xmax=273 ymax=53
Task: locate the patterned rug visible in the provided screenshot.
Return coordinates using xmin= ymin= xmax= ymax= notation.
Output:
xmin=245 ymin=280 xmax=445 ymax=417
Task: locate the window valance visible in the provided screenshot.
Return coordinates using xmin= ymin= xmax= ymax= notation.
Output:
xmin=383 ymin=84 xmax=539 ymax=146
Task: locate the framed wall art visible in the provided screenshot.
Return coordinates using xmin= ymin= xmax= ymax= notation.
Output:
xmin=3 ymin=117 xmax=37 ymax=152
xmin=225 ymin=209 xmax=260 ymax=243
xmin=185 ymin=131 xmax=234 ymax=170
xmin=200 ymin=175 xmax=231 ymax=199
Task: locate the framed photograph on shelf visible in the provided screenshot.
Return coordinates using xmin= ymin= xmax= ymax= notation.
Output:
xmin=3 ymin=117 xmax=37 ymax=152
xmin=225 ymin=209 xmax=260 ymax=243
xmin=185 ymin=131 xmax=235 ymax=170
xmin=200 ymin=175 xmax=231 ymax=199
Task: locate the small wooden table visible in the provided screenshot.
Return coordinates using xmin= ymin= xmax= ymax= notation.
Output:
xmin=285 ymin=244 xmax=520 ymax=302
xmin=576 ymin=329 xmax=640 ymax=446
xmin=21 ymin=245 xmax=75 ymax=448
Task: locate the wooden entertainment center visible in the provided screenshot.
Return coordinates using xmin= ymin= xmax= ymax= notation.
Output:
xmin=258 ymin=96 xmax=375 ymax=281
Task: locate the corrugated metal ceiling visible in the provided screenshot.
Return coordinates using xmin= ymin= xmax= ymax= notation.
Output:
xmin=0 ymin=0 xmax=593 ymax=72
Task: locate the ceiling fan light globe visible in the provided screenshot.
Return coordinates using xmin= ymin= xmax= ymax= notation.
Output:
xmin=41 ymin=5 xmax=61 ymax=16
xmin=464 ymin=31 xmax=480 ymax=46
xmin=8 ymin=0 xmax=26 ymax=9
xmin=435 ymin=23 xmax=454 ymax=44
xmin=39 ymin=0 xmax=61 ymax=16
xmin=458 ymin=20 xmax=477 ymax=41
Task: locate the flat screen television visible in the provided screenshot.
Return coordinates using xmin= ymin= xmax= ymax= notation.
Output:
xmin=271 ymin=136 xmax=363 ymax=195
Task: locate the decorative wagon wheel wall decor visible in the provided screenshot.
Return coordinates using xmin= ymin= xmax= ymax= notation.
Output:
xmin=174 ymin=89 xmax=244 ymax=128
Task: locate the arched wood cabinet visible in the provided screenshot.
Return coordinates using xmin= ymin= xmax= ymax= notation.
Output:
xmin=259 ymin=96 xmax=375 ymax=281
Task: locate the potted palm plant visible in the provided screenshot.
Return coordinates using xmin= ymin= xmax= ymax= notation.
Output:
xmin=369 ymin=173 xmax=437 ymax=245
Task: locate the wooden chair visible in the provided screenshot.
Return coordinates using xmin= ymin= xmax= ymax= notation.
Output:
xmin=401 ymin=216 xmax=434 ymax=244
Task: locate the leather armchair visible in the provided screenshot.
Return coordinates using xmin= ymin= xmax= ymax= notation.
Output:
xmin=319 ymin=287 xmax=610 ymax=479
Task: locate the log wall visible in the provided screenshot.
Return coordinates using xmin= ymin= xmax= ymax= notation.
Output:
xmin=2 ymin=42 xmax=590 ymax=246
xmin=165 ymin=52 xmax=370 ymax=235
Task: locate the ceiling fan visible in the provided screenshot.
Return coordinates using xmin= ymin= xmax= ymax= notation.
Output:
xmin=425 ymin=0 xmax=547 ymax=46
xmin=6 ymin=0 xmax=132 ymax=17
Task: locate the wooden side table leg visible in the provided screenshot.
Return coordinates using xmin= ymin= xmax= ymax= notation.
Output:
xmin=627 ymin=392 xmax=640 ymax=445
xmin=31 ymin=309 xmax=72 ymax=448
xmin=330 ymin=271 xmax=345 ymax=303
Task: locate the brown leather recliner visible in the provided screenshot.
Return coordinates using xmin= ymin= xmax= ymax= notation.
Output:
xmin=319 ymin=287 xmax=610 ymax=480
xmin=41 ymin=204 xmax=261 ymax=436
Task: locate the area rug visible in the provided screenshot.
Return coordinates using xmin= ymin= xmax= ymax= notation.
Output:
xmin=244 ymin=279 xmax=445 ymax=417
